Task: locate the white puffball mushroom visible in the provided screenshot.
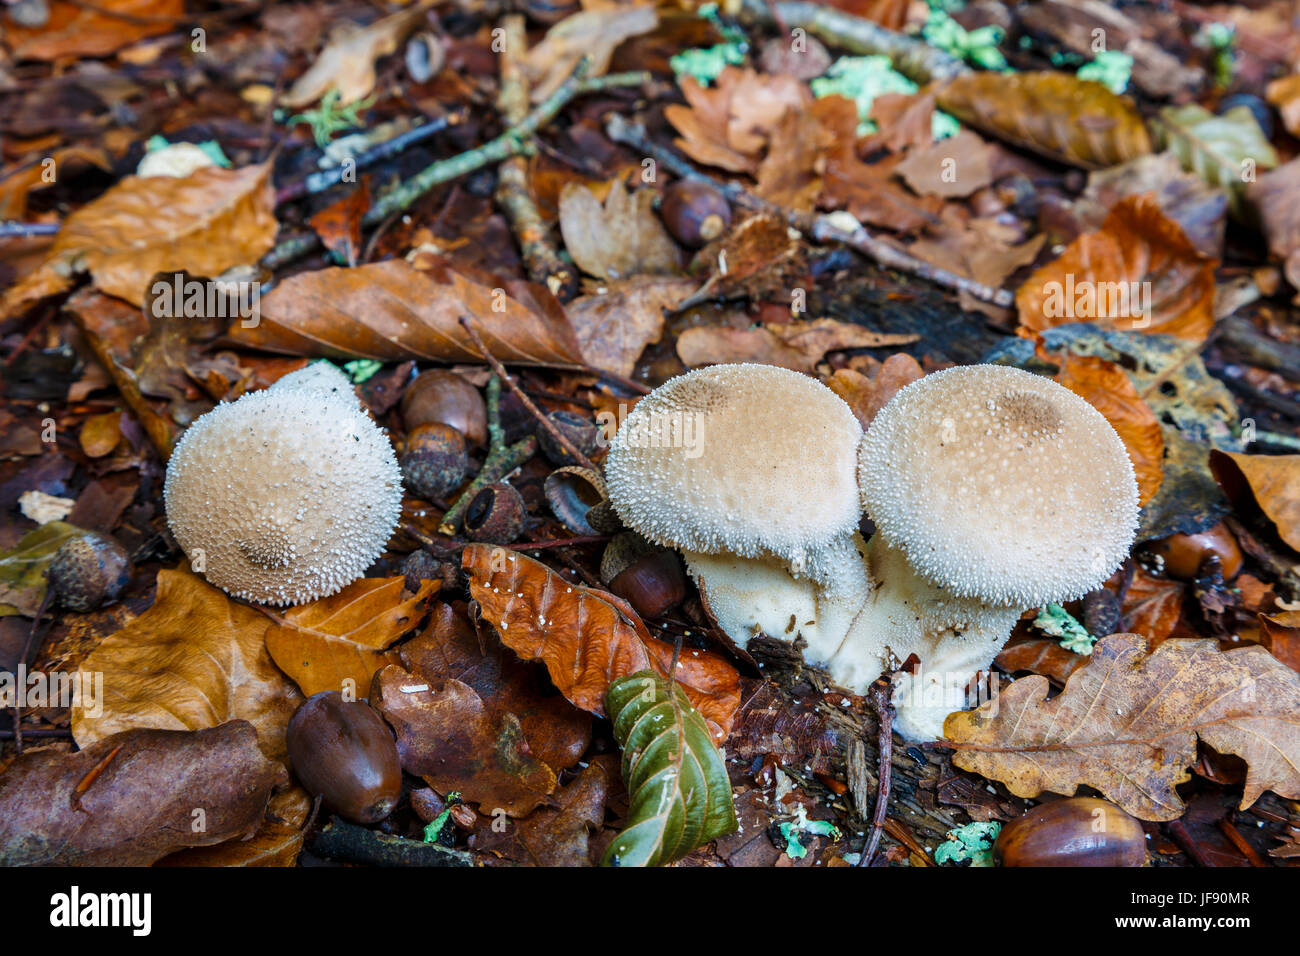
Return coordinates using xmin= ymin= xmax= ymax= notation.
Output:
xmin=163 ymin=363 xmax=402 ymax=605
xmin=136 ymin=142 xmax=218 ymax=179
xmin=842 ymin=364 xmax=1139 ymax=740
xmin=605 ymin=363 xmax=870 ymax=660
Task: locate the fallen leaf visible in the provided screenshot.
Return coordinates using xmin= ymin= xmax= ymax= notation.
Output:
xmin=469 ymin=759 xmax=609 ymax=866
xmin=934 ymin=71 xmax=1152 ymax=169
xmin=895 ymin=130 xmax=995 ymax=198
xmin=78 ymin=410 xmax=122 ymax=459
xmin=601 ymin=671 xmax=738 ymax=867
xmin=4 ymin=0 xmax=183 ymax=61
xmin=371 ymin=664 xmax=557 ymax=816
xmin=1153 ymin=105 xmax=1279 ymax=214
xmin=1056 ymin=352 xmax=1164 ymax=505
xmin=567 ymin=276 xmax=694 ymax=377
xmin=1258 ymin=611 xmax=1300 ymax=674
xmin=265 ymin=577 xmax=437 ymax=699
xmin=462 ymin=544 xmax=741 ymax=740
xmin=228 ymin=258 xmax=586 ymax=367
xmin=1017 ymin=194 xmax=1216 ymax=341
xmin=1211 ymin=452 xmax=1300 ymax=552
xmin=71 ymin=567 xmax=303 ymax=763
xmin=676 ymin=318 xmax=917 ymax=373
xmin=158 ymin=820 xmax=303 ymax=867
xmin=2 ymin=163 xmax=277 ymax=319
xmin=283 ymin=1 xmax=435 ymax=107
xmin=0 ymin=146 xmax=110 ymax=221
xmin=524 ymin=3 xmax=659 ymax=102
xmin=0 ymin=722 xmax=285 ymax=866
xmin=682 ymin=212 xmax=810 ymax=305
xmin=558 ymin=179 xmax=681 ymax=281
xmin=755 ymin=107 xmax=829 ymax=212
xmin=308 ymin=181 xmax=370 ymax=267
xmin=1246 ymin=158 xmax=1300 ymax=297
xmin=1266 ymin=73 xmax=1300 ymax=138
xmin=826 ymin=352 xmax=924 ymax=428
xmin=905 ymin=208 xmax=1046 ymax=290
xmin=994 ymin=638 xmax=1089 ymax=686
xmin=947 ymin=634 xmax=1300 ymax=820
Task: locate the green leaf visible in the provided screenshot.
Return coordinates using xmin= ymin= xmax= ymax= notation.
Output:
xmin=0 ymin=522 xmax=88 ymax=617
xmin=1154 ymin=105 xmax=1278 ymax=214
xmin=601 ymin=671 xmax=738 ymax=867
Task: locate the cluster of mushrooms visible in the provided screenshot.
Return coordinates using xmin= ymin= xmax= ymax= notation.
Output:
xmin=163 ymin=358 xmax=1138 ymax=741
xmin=605 ymin=362 xmax=1139 ymax=740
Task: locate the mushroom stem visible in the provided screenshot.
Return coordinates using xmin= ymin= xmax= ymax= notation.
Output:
xmin=827 ymin=534 xmax=1020 ymax=742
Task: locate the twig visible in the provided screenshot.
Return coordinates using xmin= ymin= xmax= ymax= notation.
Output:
xmin=1166 ymin=818 xmax=1215 ymax=867
xmin=495 ymin=15 xmax=578 ymax=300
xmin=857 ymin=675 xmax=895 ymax=867
xmin=1250 ymin=430 xmax=1300 ymax=452
xmin=1217 ymin=817 xmax=1270 ymax=867
xmin=70 ymin=744 xmax=123 ymax=811
xmin=881 ymin=817 xmax=935 ymax=866
xmin=0 ymin=221 xmax=60 ymax=238
xmin=458 ymin=316 xmax=598 ymax=471
xmin=603 ymin=113 xmax=1014 ymax=308
xmin=509 ymin=534 xmax=610 ymax=550
xmin=12 ymin=588 xmax=54 ymax=754
xmin=310 ymin=816 xmax=475 ymax=867
xmin=438 ymin=375 xmax=538 ymax=535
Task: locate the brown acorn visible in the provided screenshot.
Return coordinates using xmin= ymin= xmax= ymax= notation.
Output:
xmin=996 ymin=797 xmax=1147 ymax=867
xmin=610 ymin=550 xmax=689 ymax=619
xmin=286 ymin=691 xmax=402 ymax=824
xmin=400 ymin=369 xmax=487 ymax=446
xmin=463 ymin=482 xmax=526 ymax=544
xmin=1145 ymin=521 xmax=1242 ymax=580
xmin=538 ymin=410 xmax=601 ymax=466
xmin=661 ymin=179 xmax=732 ymax=248
xmin=48 ymin=532 xmax=131 ymax=612
xmin=401 ymin=423 xmax=470 ymax=499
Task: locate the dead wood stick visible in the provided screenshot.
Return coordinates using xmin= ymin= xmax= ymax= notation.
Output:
xmin=310 ymin=817 xmax=475 ymax=867
xmin=857 ymin=675 xmax=895 ymax=866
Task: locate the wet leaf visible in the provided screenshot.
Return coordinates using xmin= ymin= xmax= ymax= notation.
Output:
xmin=601 ymin=671 xmax=738 ymax=867
xmin=0 ymin=722 xmax=285 ymax=866
xmin=1153 ymin=105 xmax=1279 ymax=214
xmin=462 ymin=544 xmax=741 ymax=740
xmin=371 ymin=664 xmax=558 ymax=817
xmin=265 ymin=577 xmax=437 ymax=699
xmin=2 ymin=163 xmax=277 ymax=319
xmin=558 ymin=179 xmax=681 ymax=281
xmin=934 ymin=71 xmax=1152 ymax=169
xmin=676 ymin=319 xmax=917 ymax=373
xmin=1257 ymin=611 xmax=1300 ymax=674
xmin=1017 ymin=194 xmax=1216 ymax=341
xmin=754 ymin=107 xmax=829 ymax=212
xmin=470 ymin=759 xmax=610 ymax=866
xmin=947 ymin=634 xmax=1300 ymax=820
xmin=228 ymin=258 xmax=586 ymax=367
xmin=71 ymin=567 xmax=303 ymax=763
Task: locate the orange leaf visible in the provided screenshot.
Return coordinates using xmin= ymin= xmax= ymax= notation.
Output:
xmin=1212 ymin=452 xmax=1300 ymax=553
xmin=5 ymin=0 xmax=182 ymax=60
xmin=826 ymin=353 xmax=924 ymax=428
xmin=78 ymin=411 xmax=123 ymax=459
xmin=1117 ymin=566 xmax=1185 ymax=645
xmin=462 ymin=544 xmax=741 ymax=740
xmin=265 ymin=577 xmax=437 ymax=698
xmin=1056 ymin=353 xmax=1164 ymax=505
xmin=1016 ymin=194 xmax=1216 ymax=341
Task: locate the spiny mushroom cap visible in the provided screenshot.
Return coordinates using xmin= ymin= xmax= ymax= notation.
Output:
xmin=164 ymin=374 xmax=402 ymax=605
xmin=606 ymin=363 xmax=863 ymax=571
xmin=858 ymin=364 xmax=1138 ymax=608
xmin=271 ymin=361 xmax=356 ymax=399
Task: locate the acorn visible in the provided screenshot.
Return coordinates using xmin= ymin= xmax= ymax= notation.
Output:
xmin=996 ymin=797 xmax=1147 ymax=867
xmin=1145 ymin=521 xmax=1242 ymax=581
xmin=463 ymin=482 xmax=526 ymax=544
xmin=48 ymin=532 xmax=131 ymax=612
xmin=285 ymin=691 xmax=402 ymax=824
xmin=660 ymin=180 xmax=732 ymax=249
xmin=400 ymin=369 xmax=487 ymax=446
xmin=610 ymin=549 xmax=689 ymax=619
xmin=538 ymin=410 xmax=601 ymax=466
xmin=401 ymin=423 xmax=470 ymax=499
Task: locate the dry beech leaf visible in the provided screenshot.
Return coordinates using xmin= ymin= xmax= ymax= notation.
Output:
xmin=905 ymin=207 xmax=1046 ymax=291
xmin=71 ymin=567 xmax=303 ymax=763
xmin=676 ymin=319 xmax=918 ymax=373
xmin=1017 ymin=194 xmax=1216 ymax=341
xmin=1056 ymin=353 xmax=1165 ymax=505
xmin=558 ymin=179 xmax=681 ymax=281
xmin=371 ymin=664 xmax=558 ymax=816
xmin=946 ymin=634 xmax=1300 ymax=821
xmin=265 ymin=577 xmax=437 ymax=699
xmin=826 ymin=353 xmax=924 ymax=428
xmin=1246 ymin=158 xmax=1300 ymax=296
xmin=0 ymin=146 xmax=110 ymax=221
xmin=1117 ymin=565 xmax=1186 ymax=645
xmin=228 ymin=258 xmax=585 ymax=367
xmin=1212 ymin=452 xmax=1300 ymax=552
xmin=1266 ymin=74 xmax=1300 ymax=138
xmin=79 ymin=411 xmax=122 ymax=459
xmin=567 ymin=276 xmax=695 ymax=378
xmin=935 ymin=71 xmax=1152 ymax=169
xmin=159 ymin=820 xmax=303 ymax=867
xmin=755 ymin=107 xmax=829 ymax=212
xmin=4 ymin=0 xmax=183 ymax=60
xmin=469 ymin=758 xmax=609 ymax=866
xmin=894 ymin=129 xmax=995 ymax=199
xmin=282 ymin=1 xmax=435 ymax=108
xmin=994 ymin=638 xmax=1089 ymax=686
xmin=0 ymin=722 xmax=285 ymax=866
xmin=1258 ymin=611 xmax=1300 ymax=674
xmin=523 ymin=3 xmax=658 ymax=102
xmin=462 ymin=544 xmax=741 ymax=741
xmin=2 ymin=163 xmax=277 ymax=319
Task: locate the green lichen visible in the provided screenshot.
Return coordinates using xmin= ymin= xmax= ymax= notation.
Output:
xmin=1034 ymin=602 xmax=1097 ymax=655
xmin=921 ymin=10 xmax=1008 ymax=71
xmin=934 ymin=821 xmax=1000 ymax=866
xmin=812 ymin=55 xmax=958 ymax=139
xmin=1077 ymin=50 xmax=1133 ymax=94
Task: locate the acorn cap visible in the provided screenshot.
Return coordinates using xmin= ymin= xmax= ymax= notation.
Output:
xmin=858 ymin=364 xmax=1138 ymax=608
xmin=163 ymin=369 xmax=402 ymax=605
xmin=605 ymin=364 xmax=863 ymax=579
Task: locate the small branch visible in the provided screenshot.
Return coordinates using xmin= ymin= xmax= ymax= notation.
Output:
xmin=1166 ymin=818 xmax=1215 ymax=867
xmin=310 ymin=817 xmax=475 ymax=867
xmin=458 ymin=316 xmax=598 ymax=471
xmin=438 ymin=375 xmax=537 ymax=535
xmin=603 ymin=114 xmax=1013 ymax=307
xmin=857 ymin=675 xmax=895 ymax=867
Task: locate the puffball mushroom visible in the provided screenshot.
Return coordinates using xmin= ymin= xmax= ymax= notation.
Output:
xmin=845 ymin=364 xmax=1139 ymax=741
xmin=164 ymin=362 xmax=402 ymax=605
xmin=605 ymin=363 xmax=871 ymax=662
